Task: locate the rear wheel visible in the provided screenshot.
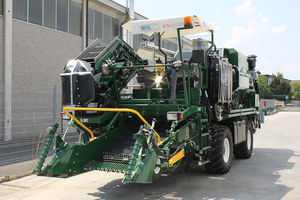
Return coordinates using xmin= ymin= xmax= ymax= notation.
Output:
xmin=205 ymin=126 xmax=233 ymax=174
xmin=234 ymin=123 xmax=253 ymax=159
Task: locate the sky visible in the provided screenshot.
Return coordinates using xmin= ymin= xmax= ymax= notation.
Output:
xmin=113 ymin=0 xmax=300 ymax=80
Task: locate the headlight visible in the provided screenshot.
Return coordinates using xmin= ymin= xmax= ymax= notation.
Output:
xmin=155 ymin=75 xmax=162 ymax=84
xmin=167 ymin=112 xmax=183 ymax=121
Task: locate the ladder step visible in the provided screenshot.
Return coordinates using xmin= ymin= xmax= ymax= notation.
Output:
xmin=202 ymin=146 xmax=211 ymax=151
xmin=101 ymin=76 xmax=113 ymax=81
xmin=198 ymin=160 xmax=210 ymax=166
xmin=199 ymin=85 xmax=208 ymax=89
xmin=99 ymin=81 xmax=109 ymax=86
xmin=201 ymin=132 xmax=209 ymax=137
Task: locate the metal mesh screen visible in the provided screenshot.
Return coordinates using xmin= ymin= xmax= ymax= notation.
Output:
xmin=0 ymin=84 xmax=78 ymax=181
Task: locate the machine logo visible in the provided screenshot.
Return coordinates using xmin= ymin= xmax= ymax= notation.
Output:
xmin=141 ymin=25 xmax=151 ymax=31
xmin=162 ymin=24 xmax=170 ymax=29
xmin=140 ymin=24 xmax=160 ymax=32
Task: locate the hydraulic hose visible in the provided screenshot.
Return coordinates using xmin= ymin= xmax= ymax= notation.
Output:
xmin=150 ymin=117 xmax=200 ymax=159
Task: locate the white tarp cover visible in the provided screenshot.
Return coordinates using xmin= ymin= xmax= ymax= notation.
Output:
xmin=122 ymin=15 xmax=212 ymax=38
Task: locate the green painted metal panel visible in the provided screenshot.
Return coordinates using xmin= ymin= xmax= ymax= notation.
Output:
xmin=77 ymin=112 xmax=115 ymax=124
xmin=223 ymin=48 xmax=239 ymax=66
xmin=120 ymin=104 xmax=180 ymax=116
xmin=40 ymin=122 xmax=135 ymax=175
xmin=130 ymin=149 xmax=158 ymax=184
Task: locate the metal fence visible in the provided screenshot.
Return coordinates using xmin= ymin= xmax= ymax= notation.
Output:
xmin=290 ymin=100 xmax=300 ymax=105
xmin=0 ymin=84 xmax=77 ymax=181
xmin=282 ymin=100 xmax=300 ymax=112
xmin=259 ymin=99 xmax=300 ymax=115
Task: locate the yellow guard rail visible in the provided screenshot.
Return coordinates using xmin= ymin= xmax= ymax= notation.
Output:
xmin=168 ymin=149 xmax=185 ymax=167
xmin=63 ymin=107 xmax=161 ymax=145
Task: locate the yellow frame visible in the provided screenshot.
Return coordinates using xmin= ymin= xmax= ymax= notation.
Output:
xmin=63 ymin=107 xmax=161 ymax=145
xmin=168 ymin=149 xmax=185 ymax=167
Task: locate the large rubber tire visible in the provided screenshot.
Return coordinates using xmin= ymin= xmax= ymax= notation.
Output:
xmin=205 ymin=126 xmax=233 ymax=174
xmin=172 ymin=152 xmax=193 ymax=174
xmin=234 ymin=123 xmax=253 ymax=159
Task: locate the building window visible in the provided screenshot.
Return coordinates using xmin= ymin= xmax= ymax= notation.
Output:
xmin=103 ymin=14 xmax=111 ymax=42
xmin=57 ymin=0 xmax=68 ymax=32
xmin=44 ymin=0 xmax=56 ymax=29
xmin=88 ymin=8 xmax=94 ymax=39
xmin=94 ymin=11 xmax=103 ymax=39
xmin=166 ymin=41 xmax=171 ymax=50
xmin=133 ymin=34 xmax=143 ymax=51
xmin=112 ymin=18 xmax=119 ymax=37
xmin=13 ymin=0 xmax=27 ymax=21
xmin=171 ymin=41 xmax=177 ymax=51
xmin=162 ymin=40 xmax=166 ymax=49
xmin=118 ymin=20 xmax=121 ymax=37
xmin=10 ymin=0 xmax=121 ymax=40
xmin=29 ymin=0 xmax=42 ymax=25
xmin=69 ymin=0 xmax=82 ymax=36
xmin=0 ymin=0 xmax=3 ymax=15
xmin=133 ymin=34 xmax=139 ymax=51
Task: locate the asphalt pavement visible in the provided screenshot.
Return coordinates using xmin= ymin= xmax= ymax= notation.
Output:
xmin=0 ymin=112 xmax=299 ymax=200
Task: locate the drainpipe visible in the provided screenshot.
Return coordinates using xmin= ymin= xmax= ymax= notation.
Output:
xmin=123 ymin=0 xmax=133 ymax=47
xmin=82 ymin=0 xmax=88 ymax=49
xmin=86 ymin=0 xmax=88 ymax=47
xmin=122 ymin=0 xmax=129 ymax=43
xmin=122 ymin=0 xmax=134 ymax=94
xmin=4 ymin=0 xmax=12 ymax=141
xmin=128 ymin=0 xmax=134 ymax=19
xmin=128 ymin=0 xmax=134 ymax=46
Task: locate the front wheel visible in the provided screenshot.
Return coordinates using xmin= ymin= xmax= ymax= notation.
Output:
xmin=205 ymin=126 xmax=233 ymax=174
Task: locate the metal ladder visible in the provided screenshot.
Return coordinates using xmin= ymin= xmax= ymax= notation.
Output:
xmin=198 ymin=115 xmax=210 ymax=165
xmin=198 ymin=58 xmax=211 ymax=165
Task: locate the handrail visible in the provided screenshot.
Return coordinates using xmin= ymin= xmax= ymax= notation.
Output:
xmin=63 ymin=107 xmax=161 ymax=145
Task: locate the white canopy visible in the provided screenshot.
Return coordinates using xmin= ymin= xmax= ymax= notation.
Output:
xmin=122 ymin=15 xmax=213 ymax=38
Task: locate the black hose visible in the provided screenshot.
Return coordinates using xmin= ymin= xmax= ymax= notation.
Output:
xmin=150 ymin=117 xmax=200 ymax=159
xmin=202 ymin=89 xmax=213 ymax=125
xmin=254 ymin=80 xmax=260 ymax=94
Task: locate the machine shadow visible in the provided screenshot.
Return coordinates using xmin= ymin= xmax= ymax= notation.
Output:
xmin=88 ymin=148 xmax=295 ymax=200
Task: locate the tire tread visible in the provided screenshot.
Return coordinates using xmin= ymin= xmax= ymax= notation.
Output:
xmin=205 ymin=125 xmax=233 ymax=174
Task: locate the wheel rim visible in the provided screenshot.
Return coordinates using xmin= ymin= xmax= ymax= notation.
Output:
xmin=223 ymin=138 xmax=230 ymax=163
xmin=247 ymin=130 xmax=252 ymax=150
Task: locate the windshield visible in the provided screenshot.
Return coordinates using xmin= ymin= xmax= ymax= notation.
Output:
xmin=174 ymin=50 xmax=193 ymax=62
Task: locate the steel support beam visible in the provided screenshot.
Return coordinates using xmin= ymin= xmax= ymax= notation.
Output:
xmin=4 ymin=0 xmax=12 ymax=141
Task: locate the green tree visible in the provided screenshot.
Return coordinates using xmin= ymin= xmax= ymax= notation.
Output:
xmin=275 ymin=72 xmax=283 ymax=79
xmin=291 ymin=82 xmax=300 ymax=100
xmin=258 ymin=75 xmax=271 ymax=99
xmin=270 ymin=72 xmax=291 ymax=95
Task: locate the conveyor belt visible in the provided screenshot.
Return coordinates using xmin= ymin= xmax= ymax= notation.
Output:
xmin=101 ymin=130 xmax=135 ymax=164
xmin=77 ymin=39 xmax=107 ymax=63
xmin=84 ymin=127 xmax=137 ymax=173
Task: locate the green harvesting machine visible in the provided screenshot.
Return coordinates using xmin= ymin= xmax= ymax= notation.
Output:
xmin=34 ymin=16 xmax=262 ymax=183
